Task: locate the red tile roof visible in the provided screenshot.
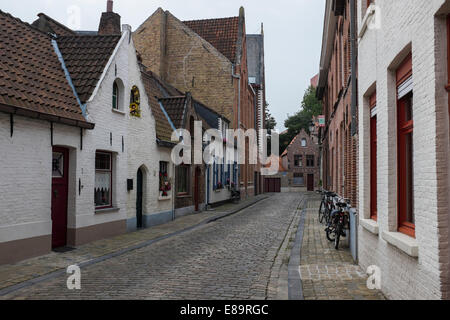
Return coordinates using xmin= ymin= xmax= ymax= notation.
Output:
xmin=32 ymin=13 xmax=77 ymax=36
xmin=140 ymin=69 xmax=182 ymax=143
xmin=0 ymin=10 xmax=92 ymax=128
xmin=183 ymin=17 xmax=239 ymax=62
xmin=57 ymin=35 xmax=121 ymax=103
xmin=159 ymin=96 xmax=187 ymax=129
xmin=263 ymin=155 xmax=287 ymax=172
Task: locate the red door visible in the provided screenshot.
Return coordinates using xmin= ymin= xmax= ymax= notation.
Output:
xmin=307 ymin=174 xmax=314 ymax=191
xmin=194 ymin=167 xmax=201 ymax=211
xmin=51 ymin=147 xmax=69 ymax=248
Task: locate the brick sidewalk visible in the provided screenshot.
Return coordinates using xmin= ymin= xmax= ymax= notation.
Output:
xmin=299 ymin=197 xmax=385 ymax=300
xmin=0 ymin=195 xmax=268 ymax=293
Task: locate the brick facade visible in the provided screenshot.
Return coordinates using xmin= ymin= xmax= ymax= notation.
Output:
xmin=281 ymin=130 xmax=321 ymax=190
xmin=318 ymin=0 xmax=359 ymax=208
xmin=133 ymin=7 xmax=259 ymax=199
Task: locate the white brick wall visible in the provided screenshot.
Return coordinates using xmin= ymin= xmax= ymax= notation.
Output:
xmin=0 ymin=27 xmax=169 ymax=245
xmin=358 ymin=0 xmax=450 ymax=299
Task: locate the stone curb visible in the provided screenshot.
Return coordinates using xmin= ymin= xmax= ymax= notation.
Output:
xmin=288 ymin=197 xmax=307 ymax=300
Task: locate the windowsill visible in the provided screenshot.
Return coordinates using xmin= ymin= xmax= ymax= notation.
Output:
xmin=95 ymin=207 xmax=120 ymax=214
xmin=381 ymin=230 xmax=418 ymax=258
xmin=360 ymin=218 xmax=379 ymax=235
xmin=158 ymin=196 xmax=172 ymax=201
xmin=112 ymin=108 xmax=126 ymax=115
xmin=358 ymin=4 xmax=376 ymax=39
xmin=177 ymin=194 xmax=191 ymax=199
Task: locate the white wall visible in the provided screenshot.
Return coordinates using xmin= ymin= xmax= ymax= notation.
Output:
xmin=357 ymin=0 xmax=450 ymax=299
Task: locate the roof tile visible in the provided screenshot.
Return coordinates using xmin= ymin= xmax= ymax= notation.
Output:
xmin=183 ymin=17 xmax=239 ymax=62
xmin=0 ymin=10 xmax=89 ymax=126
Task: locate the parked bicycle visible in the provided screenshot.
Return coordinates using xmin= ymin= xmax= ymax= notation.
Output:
xmin=325 ymin=197 xmax=351 ymax=250
xmin=317 ymin=189 xmax=337 ymax=225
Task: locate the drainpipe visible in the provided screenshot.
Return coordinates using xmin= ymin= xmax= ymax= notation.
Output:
xmin=350 ymin=0 xmax=358 ymax=136
xmin=232 ymin=65 xmax=241 ymax=187
xmin=172 ymin=162 xmax=176 ymax=221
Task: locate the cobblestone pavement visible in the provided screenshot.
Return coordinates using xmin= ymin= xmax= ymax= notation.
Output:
xmin=0 ymin=195 xmax=267 ymax=292
xmin=1 ymin=193 xmax=303 ymax=300
xmin=299 ymin=196 xmax=385 ymax=300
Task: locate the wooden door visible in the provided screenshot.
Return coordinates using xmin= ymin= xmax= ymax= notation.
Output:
xmin=51 ymin=147 xmax=69 ymax=248
xmin=264 ymin=178 xmax=281 ymax=193
xmin=136 ymin=169 xmax=143 ymax=228
xmin=307 ymin=174 xmax=314 ymax=191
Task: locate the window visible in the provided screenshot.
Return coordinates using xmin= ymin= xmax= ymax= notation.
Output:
xmin=306 ymin=155 xmax=315 ymax=167
xmin=370 ymin=91 xmax=377 ymax=221
xmin=294 ymin=155 xmax=303 ymax=167
xmin=159 ymin=161 xmax=170 ymax=196
xmin=112 ymin=82 xmax=119 ymax=110
xmin=95 ymin=152 xmax=112 ymax=208
xmin=176 ymin=165 xmax=190 ymax=195
xmin=397 ymin=54 xmax=414 ymax=237
xmin=293 ymin=173 xmax=304 ymax=186
xmin=301 ymin=138 xmax=307 ymax=147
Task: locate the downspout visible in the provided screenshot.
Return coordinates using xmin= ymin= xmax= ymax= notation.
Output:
xmin=350 ymin=0 xmax=358 ymax=136
xmin=172 ymin=162 xmax=176 ymax=221
xmin=349 ymin=0 xmax=358 ymax=262
xmin=232 ymin=65 xmax=241 ymax=188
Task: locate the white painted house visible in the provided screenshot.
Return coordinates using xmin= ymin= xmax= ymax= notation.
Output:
xmin=357 ymin=0 xmax=450 ymax=299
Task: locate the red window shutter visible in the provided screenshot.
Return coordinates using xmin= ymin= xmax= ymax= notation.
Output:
xmin=396 ymin=53 xmax=412 ymax=86
xmin=396 ymin=54 xmax=415 ymax=237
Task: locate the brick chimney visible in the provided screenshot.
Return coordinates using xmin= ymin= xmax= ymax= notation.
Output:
xmin=98 ymin=0 xmax=121 ymax=35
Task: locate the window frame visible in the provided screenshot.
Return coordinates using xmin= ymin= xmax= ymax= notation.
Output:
xmin=176 ymin=165 xmax=190 ymax=196
xmin=95 ymin=151 xmax=113 ymax=209
xmin=306 ymin=155 xmax=315 ymax=168
xmin=396 ymin=54 xmax=415 ymax=238
xmin=370 ymin=90 xmax=378 ymax=221
xmin=112 ymin=82 xmax=119 ymax=110
xmin=294 ymin=155 xmax=303 ymax=167
xmin=301 ymin=138 xmax=307 ymax=147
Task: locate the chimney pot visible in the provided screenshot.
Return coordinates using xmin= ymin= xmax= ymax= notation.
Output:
xmin=107 ymin=0 xmax=113 ymax=12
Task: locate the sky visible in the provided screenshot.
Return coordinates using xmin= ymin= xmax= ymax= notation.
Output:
xmin=1 ymin=0 xmax=325 ymax=132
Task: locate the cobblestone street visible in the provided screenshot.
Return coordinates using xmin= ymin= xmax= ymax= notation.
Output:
xmin=1 ymin=193 xmax=303 ymax=300
xmin=0 ymin=192 xmax=386 ymax=300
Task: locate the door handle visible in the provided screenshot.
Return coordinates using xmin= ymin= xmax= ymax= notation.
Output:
xmin=53 ymin=190 xmax=58 ymax=198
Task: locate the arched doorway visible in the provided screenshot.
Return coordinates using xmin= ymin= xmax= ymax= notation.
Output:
xmin=136 ymin=168 xmax=144 ymax=228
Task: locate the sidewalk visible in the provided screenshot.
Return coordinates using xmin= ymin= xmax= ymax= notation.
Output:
xmin=298 ymin=196 xmax=385 ymax=300
xmin=0 ymin=194 xmax=269 ymax=295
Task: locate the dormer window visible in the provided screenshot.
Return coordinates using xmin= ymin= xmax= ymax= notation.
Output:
xmin=301 ymin=138 xmax=307 ymax=147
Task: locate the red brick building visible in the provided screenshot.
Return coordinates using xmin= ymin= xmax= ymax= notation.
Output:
xmin=281 ymin=129 xmax=321 ymax=191
xmin=317 ymin=0 xmax=359 ymax=206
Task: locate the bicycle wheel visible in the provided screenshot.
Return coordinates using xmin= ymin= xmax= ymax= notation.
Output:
xmin=326 ymin=226 xmax=336 ymax=242
xmin=319 ymin=201 xmax=325 ymax=224
xmin=335 ymin=224 xmax=342 ymax=250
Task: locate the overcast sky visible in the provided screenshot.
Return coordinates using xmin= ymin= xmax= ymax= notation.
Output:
xmin=1 ymin=0 xmax=325 ymax=131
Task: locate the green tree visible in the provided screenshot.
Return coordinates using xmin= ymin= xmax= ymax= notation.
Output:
xmin=280 ymin=86 xmax=322 ymax=154
xmin=265 ymin=110 xmax=277 ymax=134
